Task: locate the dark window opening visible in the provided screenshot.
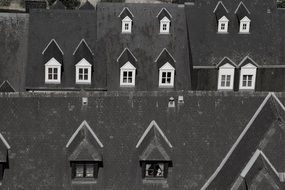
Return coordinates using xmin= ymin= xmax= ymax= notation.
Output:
xmin=71 ymin=161 xmax=102 ymax=180
xmin=140 ymin=161 xmax=172 ymax=179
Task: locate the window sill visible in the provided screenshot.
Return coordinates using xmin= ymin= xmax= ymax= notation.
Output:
xmin=159 ymin=32 xmax=170 ymax=35
xmin=76 ymin=81 xmax=91 ymax=85
xmin=217 ymin=32 xmax=229 ymax=34
xmin=239 ymin=88 xmax=255 ymax=91
xmin=121 ymin=31 xmax=132 ymax=34
xmin=217 ymin=88 xmax=234 ymax=91
xmin=159 ymin=85 xmax=174 ymax=88
xmin=72 ymin=178 xmax=97 ymax=184
xmin=143 ymin=178 xmax=168 ymax=185
xmin=239 ymin=32 xmax=250 ymax=34
xmin=120 ymin=84 xmax=135 ymax=88
xmin=45 ymin=81 xmax=61 ymax=84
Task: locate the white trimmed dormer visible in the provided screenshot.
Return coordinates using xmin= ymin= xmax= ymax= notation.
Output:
xmin=239 ymin=16 xmax=251 ymax=33
xmin=75 ymin=58 xmax=92 ymax=84
xmin=122 ymin=16 xmax=132 ymax=33
xmin=239 ymin=63 xmax=257 ymax=90
xmin=218 ymin=63 xmax=235 ymax=90
xmin=159 ymin=62 xmax=175 ymax=88
xmin=120 ymin=61 xmax=136 ymax=87
xmin=218 ymin=16 xmax=229 ymax=33
xmin=160 ymin=16 xmax=170 ymax=34
xmin=45 ymin=57 xmax=61 ymax=84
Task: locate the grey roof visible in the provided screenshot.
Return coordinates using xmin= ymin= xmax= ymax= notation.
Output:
xmin=79 ymin=1 xmax=95 ymax=10
xmin=50 ymin=0 xmax=66 ymax=9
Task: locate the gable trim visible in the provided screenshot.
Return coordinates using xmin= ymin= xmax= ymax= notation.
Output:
xmin=66 ymin=120 xmax=103 ymax=148
xmin=213 ymin=1 xmax=229 ymax=14
xmin=234 ymin=1 xmax=251 ymax=15
xmin=136 ymin=120 xmax=173 ymax=149
xmin=0 ymin=132 xmax=11 ymax=149
xmin=118 ymin=7 xmax=134 ymax=18
xmin=0 ymin=80 xmax=16 ymax=92
xmin=72 ymin=39 xmax=94 ymax=55
xmin=238 ymin=56 xmax=260 ymax=68
xmin=116 ymin=48 xmax=138 ymax=62
xmin=201 ymin=93 xmax=273 ymax=190
xmin=156 ymin=8 xmax=172 ymax=18
xmin=154 ymin=48 xmax=176 ymax=63
xmin=216 ymin=57 xmax=237 ymax=68
xmin=42 ymin=39 xmax=64 ymax=55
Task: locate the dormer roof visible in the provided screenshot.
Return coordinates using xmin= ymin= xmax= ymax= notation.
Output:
xmin=117 ymin=48 xmax=137 ymax=68
xmin=118 ymin=7 xmax=134 ymax=20
xmin=155 ymin=48 xmax=176 ymax=69
xmin=79 ymin=1 xmax=95 ymax=10
xmin=0 ymin=132 xmax=10 ymax=162
xmin=0 ymin=81 xmax=15 ymax=92
xmin=50 ymin=0 xmax=66 ymax=10
xmin=73 ymin=39 xmax=94 ymax=65
xmin=216 ymin=57 xmax=237 ymax=68
xmin=213 ymin=1 xmax=229 ymax=20
xmin=42 ymin=39 xmax=63 ymax=64
xmin=121 ymin=61 xmax=136 ymax=70
xmin=238 ymin=56 xmax=259 ymax=68
xmin=234 ymin=1 xmax=251 ymax=21
xmin=156 ymin=8 xmax=172 ymax=21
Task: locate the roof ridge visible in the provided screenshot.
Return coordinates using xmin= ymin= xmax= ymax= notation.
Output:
xmin=213 ymin=1 xmax=229 ymax=14
xmin=72 ymin=39 xmax=94 ymax=55
xmin=42 ymin=39 xmax=64 ymax=55
xmin=234 ymin=1 xmax=251 ymax=15
xmin=154 ymin=48 xmax=176 ymax=63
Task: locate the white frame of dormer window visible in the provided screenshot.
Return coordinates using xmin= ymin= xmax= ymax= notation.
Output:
xmin=120 ymin=61 xmax=136 ymax=87
xmin=239 ymin=16 xmax=251 ymax=34
xmin=122 ymin=16 xmax=132 ymax=34
xmin=239 ymin=63 xmax=257 ymax=90
xmin=218 ymin=16 xmax=229 ymax=33
xmin=75 ymin=58 xmax=92 ymax=84
xmin=45 ymin=57 xmax=61 ymax=84
xmin=218 ymin=63 xmax=235 ymax=90
xmin=159 ymin=62 xmax=175 ymax=88
xmin=160 ymin=16 xmax=170 ymax=34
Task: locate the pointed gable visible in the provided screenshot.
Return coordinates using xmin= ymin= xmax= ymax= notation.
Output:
xmin=0 ymin=132 xmax=10 ymax=162
xmin=156 ymin=8 xmax=172 ymax=21
xmin=117 ymin=48 xmax=137 ymax=68
xmin=238 ymin=56 xmax=259 ymax=68
xmin=79 ymin=1 xmax=95 ymax=10
xmin=73 ymin=39 xmax=94 ymax=65
xmin=66 ymin=121 xmax=103 ymax=161
xmin=118 ymin=7 xmax=134 ymax=20
xmin=42 ymin=39 xmax=63 ymax=64
xmin=0 ymin=81 xmax=15 ymax=92
xmin=50 ymin=0 xmax=66 ymax=9
xmin=235 ymin=1 xmax=251 ymax=21
xmin=213 ymin=1 xmax=229 ymax=20
xmin=155 ymin=48 xmax=176 ymax=69
xmin=216 ymin=57 xmax=237 ymax=68
xmin=136 ymin=121 xmax=172 ymax=161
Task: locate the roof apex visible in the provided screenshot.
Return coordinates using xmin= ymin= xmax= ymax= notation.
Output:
xmin=0 ymin=80 xmax=15 ymax=92
xmin=238 ymin=56 xmax=259 ymax=68
xmin=155 ymin=48 xmax=176 ymax=63
xmin=234 ymin=1 xmax=251 ymax=15
xmin=75 ymin=58 xmax=92 ymax=67
xmin=117 ymin=48 xmax=137 ymax=62
xmin=42 ymin=39 xmax=64 ymax=55
xmin=118 ymin=7 xmax=134 ymax=18
xmin=213 ymin=1 xmax=229 ymax=14
xmin=72 ymin=39 xmax=94 ymax=55
xmin=121 ymin=61 xmax=136 ymax=70
xmin=45 ymin=57 xmax=61 ymax=66
xmin=216 ymin=57 xmax=237 ymax=68
xmin=156 ymin=8 xmax=172 ymax=19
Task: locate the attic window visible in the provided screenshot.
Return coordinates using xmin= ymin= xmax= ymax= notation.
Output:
xmin=141 ymin=161 xmax=170 ymax=179
xmin=239 ymin=16 xmax=251 ymax=33
xmin=218 ymin=16 xmax=229 ymax=33
xmin=159 ymin=62 xmax=175 ymax=88
xmin=122 ymin=16 xmax=132 ymax=33
xmin=160 ymin=17 xmax=170 ymax=34
xmin=45 ymin=58 xmax=61 ymax=84
xmin=120 ymin=61 xmax=136 ymax=87
xmin=239 ymin=63 xmax=257 ymax=90
xmin=75 ymin=58 xmax=92 ymax=84
xmin=71 ymin=161 xmax=100 ymax=179
xmin=217 ymin=61 xmax=236 ymax=90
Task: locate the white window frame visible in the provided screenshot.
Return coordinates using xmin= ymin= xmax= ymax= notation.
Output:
xmin=159 ymin=62 xmax=175 ymax=88
xmin=218 ymin=16 xmax=229 ymax=33
xmin=120 ymin=61 xmax=136 ymax=87
xmin=239 ymin=16 xmax=251 ymax=33
xmin=239 ymin=63 xmax=256 ymax=90
xmin=218 ymin=63 xmax=235 ymax=90
xmin=75 ymin=58 xmax=92 ymax=84
xmin=122 ymin=16 xmax=132 ymax=34
xmin=45 ymin=57 xmax=61 ymax=84
xmin=160 ymin=16 xmax=170 ymax=34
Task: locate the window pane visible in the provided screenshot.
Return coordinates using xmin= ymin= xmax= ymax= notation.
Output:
xmin=123 ymin=71 xmax=128 ymax=77
xmin=84 ymin=74 xmax=88 ymax=80
xmin=167 ymin=72 xmax=171 ymax=78
xmin=79 ymin=68 xmax=83 ymax=74
xmin=76 ymin=165 xmax=84 ymax=177
xmin=145 ymin=163 xmax=164 ymax=178
xmin=84 ymin=69 xmax=88 ymax=74
xmin=226 ymin=75 xmax=231 ymax=87
xmin=48 ymin=74 xmax=52 ymax=80
xmin=162 ymin=72 xmax=166 ymax=78
xmin=221 ymin=75 xmax=225 ymax=87
xmin=128 ymin=71 xmax=132 ymax=77
xmin=162 ymin=78 xmax=166 ymax=83
xmin=86 ymin=164 xmax=94 ymax=178
xmin=48 ymin=68 xmax=52 ymax=74
xmin=54 ymin=74 xmax=57 ymax=80
xmin=54 ymin=68 xmax=58 ymax=73
xmin=79 ymin=75 xmax=83 ymax=80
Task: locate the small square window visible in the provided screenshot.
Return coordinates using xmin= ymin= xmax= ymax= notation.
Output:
xmin=141 ymin=161 xmax=172 ymax=180
xmin=221 ymin=75 xmax=231 ymax=87
xmin=72 ymin=161 xmax=100 ymax=180
xmin=242 ymin=23 xmax=247 ymax=30
xmin=161 ymin=71 xmax=172 ymax=84
xmin=242 ymin=75 xmax=253 ymax=87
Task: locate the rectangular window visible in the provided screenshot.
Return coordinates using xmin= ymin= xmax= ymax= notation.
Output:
xmin=122 ymin=70 xmax=133 ymax=84
xmin=78 ymin=68 xmax=89 ymax=81
xmin=124 ymin=23 xmax=129 ymax=31
xmin=221 ymin=75 xmax=231 ymax=87
xmin=162 ymin=24 xmax=167 ymax=31
xmin=242 ymin=75 xmax=253 ymax=87
xmin=161 ymin=71 xmax=172 ymax=84
xmin=145 ymin=163 xmax=164 ymax=178
xmin=242 ymin=23 xmax=247 ymax=30
xmin=73 ymin=162 xmax=98 ymax=179
xmin=221 ymin=23 xmax=225 ymax=30
xmin=47 ymin=67 xmax=59 ymax=80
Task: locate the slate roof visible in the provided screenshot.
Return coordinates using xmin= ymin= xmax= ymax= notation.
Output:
xmin=50 ymin=0 xmax=66 ymax=10
xmin=79 ymin=1 xmax=95 ymax=10
xmin=117 ymin=48 xmax=137 ymax=68
xmin=0 ymin=81 xmax=15 ymax=92
xmin=234 ymin=1 xmax=251 ymax=21
xmin=42 ymin=39 xmax=64 ymax=64
xmin=0 ymin=91 xmax=284 ymax=189
xmin=185 ymin=0 xmax=284 ymax=67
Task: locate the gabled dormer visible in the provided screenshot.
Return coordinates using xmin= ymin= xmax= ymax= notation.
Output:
xmin=136 ymin=121 xmax=173 ymax=180
xmin=42 ymin=39 xmax=63 ymax=84
xmin=235 ymin=2 xmax=251 ymax=33
xmin=0 ymin=81 xmax=15 ymax=92
xmin=117 ymin=48 xmax=137 ymax=87
xmin=73 ymin=39 xmax=94 ymax=85
xmin=79 ymin=1 xmax=95 ymax=10
xmin=0 ymin=132 xmax=11 ymax=184
xmin=216 ymin=57 xmax=237 ymax=90
xmin=238 ymin=56 xmax=258 ymax=90
xmin=156 ymin=8 xmax=172 ymax=34
xmin=213 ymin=1 xmax=229 ymax=33
xmin=118 ymin=7 xmax=134 ymax=34
xmin=155 ymin=49 xmax=176 ymax=88
xmin=50 ymin=0 xmax=66 ymax=9
xmin=66 ymin=121 xmax=103 ymax=181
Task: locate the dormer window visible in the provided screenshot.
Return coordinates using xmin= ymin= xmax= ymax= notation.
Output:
xmin=120 ymin=61 xmax=136 ymax=87
xmin=218 ymin=16 xmax=229 ymax=33
xmin=157 ymin=8 xmax=172 ymax=34
xmin=238 ymin=57 xmax=258 ymax=90
xmin=239 ymin=16 xmax=251 ymax=33
xmin=217 ymin=57 xmax=236 ymax=90
xmin=75 ymin=58 xmax=92 ymax=84
xmin=141 ymin=161 xmax=171 ymax=179
xmin=45 ymin=58 xmax=61 ymax=84
xmin=159 ymin=62 xmax=175 ymax=87
xmin=118 ymin=7 xmax=134 ymax=34
xmin=71 ymin=161 xmax=99 ymax=179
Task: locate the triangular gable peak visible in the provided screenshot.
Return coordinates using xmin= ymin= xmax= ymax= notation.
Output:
xmin=0 ymin=80 xmax=15 ymax=92
xmin=238 ymin=56 xmax=259 ymax=68
xmin=73 ymin=39 xmax=94 ymax=65
xmin=45 ymin=57 xmax=61 ymax=66
xmin=159 ymin=62 xmax=175 ymax=70
xmin=121 ymin=61 xmax=136 ymax=70
xmin=42 ymin=39 xmax=63 ymax=64
xmin=73 ymin=39 xmax=94 ymax=56
xmin=136 ymin=120 xmax=173 ymax=149
xmin=213 ymin=1 xmax=229 ymax=20
xmin=79 ymin=1 xmax=95 ymax=10
xmin=216 ymin=57 xmax=237 ymax=68
xmin=69 ymin=139 xmax=102 ymax=161
xmin=66 ymin=120 xmax=103 ymax=149
xmin=219 ymin=16 xmax=229 ymax=22
xmin=118 ymin=7 xmax=134 ymax=20
xmin=50 ymin=0 xmax=66 ymax=9
xmin=155 ymin=48 xmax=176 ymax=69
xmin=42 ymin=39 xmax=64 ymax=55
xmin=117 ymin=48 xmax=137 ymax=67
xmin=234 ymin=1 xmax=251 ymax=21
xmin=75 ymin=58 xmax=92 ymax=67
xmin=0 ymin=132 xmax=11 ymax=162
xmin=156 ymin=8 xmax=172 ymax=21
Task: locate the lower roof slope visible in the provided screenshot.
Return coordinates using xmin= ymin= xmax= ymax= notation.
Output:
xmin=0 ymin=91 xmax=277 ymax=189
